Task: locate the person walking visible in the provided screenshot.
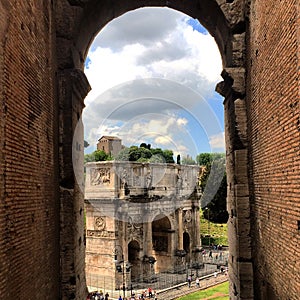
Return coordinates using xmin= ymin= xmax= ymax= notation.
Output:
xmin=214 ymin=270 xmax=218 ymax=281
xmin=196 ymin=277 xmax=200 ymax=287
xmin=187 ymin=275 xmax=192 ymax=288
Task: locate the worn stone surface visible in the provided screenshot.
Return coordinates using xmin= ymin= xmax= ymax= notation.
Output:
xmin=85 ymin=161 xmax=202 ymax=289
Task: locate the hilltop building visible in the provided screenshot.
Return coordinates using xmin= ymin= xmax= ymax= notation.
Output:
xmin=97 ymin=136 xmax=123 ymax=158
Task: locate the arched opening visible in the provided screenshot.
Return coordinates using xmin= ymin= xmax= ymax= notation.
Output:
xmin=80 ymin=4 xmax=229 ymax=296
xmin=56 ymin=1 xmax=249 ymax=299
xmin=128 ymin=240 xmax=141 ymax=282
xmin=152 ymin=214 xmax=172 ymax=273
xmin=183 ymin=231 xmax=190 ymax=262
xmin=81 ymin=6 xmax=226 ymax=284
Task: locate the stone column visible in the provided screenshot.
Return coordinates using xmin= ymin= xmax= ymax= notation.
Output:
xmin=58 ymin=69 xmax=90 ymax=300
xmin=142 ymin=208 xmax=153 ymax=279
xmin=178 ymin=208 xmax=183 ymax=250
xmin=194 ymin=207 xmax=201 ymax=248
xmin=147 ymin=217 xmax=153 ymax=255
xmin=217 ymin=65 xmax=253 ymax=299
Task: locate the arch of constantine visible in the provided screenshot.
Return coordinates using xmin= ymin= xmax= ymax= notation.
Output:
xmin=0 ymin=1 xmax=299 ymax=299
xmin=85 ymin=161 xmax=202 ymax=290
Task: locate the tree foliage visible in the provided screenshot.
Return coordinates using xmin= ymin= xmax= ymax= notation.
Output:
xmin=115 ymin=145 xmax=175 ymax=163
xmin=84 ymin=150 xmax=112 ymax=163
xmin=181 ymin=155 xmax=196 ymax=165
xmin=162 ymin=149 xmax=175 ymax=163
xmin=198 ymin=153 xmax=228 ymax=223
xmin=196 ymin=152 xmax=225 ymax=166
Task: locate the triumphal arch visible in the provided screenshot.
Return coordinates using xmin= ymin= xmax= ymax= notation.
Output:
xmin=85 ymin=161 xmax=202 ymax=289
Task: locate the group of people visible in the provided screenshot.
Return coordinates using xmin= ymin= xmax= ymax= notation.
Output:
xmin=187 ymin=275 xmax=201 ymax=288
xmin=126 ymin=287 xmax=157 ymax=300
xmin=87 ymin=291 xmax=109 ymax=300
xmin=211 ymin=244 xmax=223 ymax=250
xmin=87 ymin=287 xmax=157 ymax=300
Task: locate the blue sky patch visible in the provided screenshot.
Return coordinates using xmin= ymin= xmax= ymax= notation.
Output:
xmin=85 ymin=57 xmax=92 ymax=69
xmin=187 ymin=18 xmax=208 ymax=34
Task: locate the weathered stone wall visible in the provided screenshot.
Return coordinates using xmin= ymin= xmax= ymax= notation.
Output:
xmin=85 ymin=161 xmax=202 ymax=287
xmin=0 ymin=1 xmax=60 ymax=299
xmin=247 ymin=0 xmax=300 ymax=298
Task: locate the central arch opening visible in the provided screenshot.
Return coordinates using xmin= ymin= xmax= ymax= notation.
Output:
xmin=80 ymin=5 xmax=228 ymax=297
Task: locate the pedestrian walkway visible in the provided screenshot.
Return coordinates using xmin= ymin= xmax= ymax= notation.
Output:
xmin=106 ymin=272 xmax=228 ymax=300
xmin=157 ymin=273 xmax=228 ymax=300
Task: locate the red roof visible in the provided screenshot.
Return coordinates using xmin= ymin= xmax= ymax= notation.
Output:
xmin=98 ymin=136 xmax=121 ymax=141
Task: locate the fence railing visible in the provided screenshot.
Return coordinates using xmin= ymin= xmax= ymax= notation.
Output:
xmin=86 ymin=262 xmax=220 ymax=297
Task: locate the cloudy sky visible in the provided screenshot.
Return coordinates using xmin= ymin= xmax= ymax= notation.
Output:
xmin=82 ymin=7 xmax=224 ymax=159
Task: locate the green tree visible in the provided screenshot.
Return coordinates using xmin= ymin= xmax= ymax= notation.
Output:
xmin=84 ymin=150 xmax=112 ymax=163
xmin=162 ymin=149 xmax=175 ymax=163
xmin=196 ymin=153 xmax=212 ymax=166
xmin=149 ymin=154 xmax=165 ymax=163
xmin=115 ymin=147 xmax=130 ymax=161
xmin=150 ymin=148 xmax=165 ymax=163
xmin=115 ymin=144 xmax=174 ymax=163
xmin=181 ymin=155 xmax=196 ymax=165
xmin=129 ymin=146 xmax=152 ymax=161
xmin=196 ymin=152 xmax=224 ymax=166
xmin=198 ymin=153 xmax=228 ymax=223
xmin=140 ymin=143 xmax=151 ymax=149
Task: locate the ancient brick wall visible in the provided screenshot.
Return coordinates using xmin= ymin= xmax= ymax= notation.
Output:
xmin=247 ymin=0 xmax=300 ymax=298
xmin=0 ymin=1 xmax=60 ymax=299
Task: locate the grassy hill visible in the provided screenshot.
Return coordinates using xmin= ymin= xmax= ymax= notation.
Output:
xmin=200 ymin=210 xmax=228 ymax=246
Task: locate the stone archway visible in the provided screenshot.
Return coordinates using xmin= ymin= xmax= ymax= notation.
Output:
xmin=128 ymin=240 xmax=141 ymax=282
xmin=56 ymin=1 xmax=250 ymax=299
xmin=183 ymin=232 xmax=191 ymax=263
xmin=152 ymin=214 xmax=172 ymax=274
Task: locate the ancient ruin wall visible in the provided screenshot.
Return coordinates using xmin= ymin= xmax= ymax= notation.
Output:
xmin=0 ymin=1 xmax=60 ymax=299
xmin=247 ymin=0 xmax=300 ymax=298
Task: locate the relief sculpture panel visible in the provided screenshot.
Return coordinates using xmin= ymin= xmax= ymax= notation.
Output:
xmin=90 ymin=168 xmax=111 ymax=185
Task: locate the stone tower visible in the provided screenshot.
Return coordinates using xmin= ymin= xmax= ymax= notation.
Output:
xmin=97 ymin=136 xmax=123 ymax=158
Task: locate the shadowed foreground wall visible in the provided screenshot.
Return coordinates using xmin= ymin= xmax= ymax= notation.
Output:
xmin=247 ymin=0 xmax=300 ymax=298
xmin=0 ymin=1 xmax=60 ymax=299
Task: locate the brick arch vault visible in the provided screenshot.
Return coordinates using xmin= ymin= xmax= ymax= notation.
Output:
xmin=56 ymin=0 xmax=250 ymax=299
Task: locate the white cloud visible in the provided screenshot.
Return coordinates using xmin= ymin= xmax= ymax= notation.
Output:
xmin=177 ymin=118 xmax=188 ymax=126
xmin=154 ymin=136 xmax=173 ymax=145
xmin=209 ymin=132 xmax=225 ymax=151
xmin=82 ymin=7 xmax=224 ymax=157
